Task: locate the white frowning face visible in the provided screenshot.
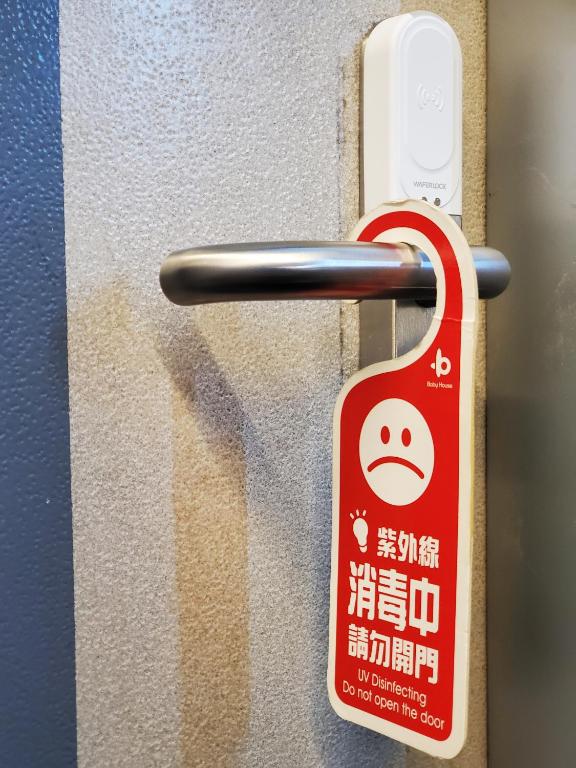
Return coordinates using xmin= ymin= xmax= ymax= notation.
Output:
xmin=359 ymin=398 xmax=434 ymax=506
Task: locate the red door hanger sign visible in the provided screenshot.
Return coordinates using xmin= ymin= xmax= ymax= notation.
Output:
xmin=328 ymin=200 xmax=478 ymax=758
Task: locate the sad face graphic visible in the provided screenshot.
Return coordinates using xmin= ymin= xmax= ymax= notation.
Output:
xmin=359 ymin=398 xmax=434 ymax=506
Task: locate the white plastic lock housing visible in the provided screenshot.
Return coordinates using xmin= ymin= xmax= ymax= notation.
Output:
xmin=362 ymin=13 xmax=462 ymax=216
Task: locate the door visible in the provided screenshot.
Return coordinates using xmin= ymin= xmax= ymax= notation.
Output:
xmin=487 ymin=1 xmax=576 ymax=765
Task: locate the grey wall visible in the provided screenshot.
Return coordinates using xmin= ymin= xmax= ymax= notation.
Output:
xmin=487 ymin=1 xmax=576 ymax=766
xmin=60 ymin=1 xmax=401 ymax=765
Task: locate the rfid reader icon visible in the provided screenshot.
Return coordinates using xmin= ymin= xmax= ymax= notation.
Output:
xmin=416 ymin=83 xmax=444 ymax=112
xmin=359 ymin=398 xmax=435 ymax=506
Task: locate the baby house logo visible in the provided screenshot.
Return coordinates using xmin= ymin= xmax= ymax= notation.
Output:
xmin=430 ymin=348 xmax=451 ymax=378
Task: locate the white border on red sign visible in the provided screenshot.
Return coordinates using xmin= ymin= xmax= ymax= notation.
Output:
xmin=327 ymin=198 xmax=478 ymax=759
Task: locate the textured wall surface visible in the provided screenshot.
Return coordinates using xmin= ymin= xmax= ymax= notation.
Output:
xmin=60 ymin=0 xmax=486 ymax=766
xmin=0 ymin=2 xmax=77 ymax=766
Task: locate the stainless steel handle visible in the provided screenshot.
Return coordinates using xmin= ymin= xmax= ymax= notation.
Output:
xmin=160 ymin=241 xmax=510 ymax=306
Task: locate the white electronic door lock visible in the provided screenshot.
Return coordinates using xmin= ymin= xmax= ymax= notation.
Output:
xmin=363 ymin=13 xmax=462 ymax=218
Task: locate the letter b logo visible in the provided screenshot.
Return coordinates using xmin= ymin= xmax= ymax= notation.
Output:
xmin=431 ymin=348 xmax=451 ymax=378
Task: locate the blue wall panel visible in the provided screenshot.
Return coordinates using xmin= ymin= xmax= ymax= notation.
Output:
xmin=0 ymin=2 xmax=77 ymax=766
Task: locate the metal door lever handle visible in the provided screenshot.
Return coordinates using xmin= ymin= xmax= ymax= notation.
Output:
xmin=160 ymin=241 xmax=510 ymax=306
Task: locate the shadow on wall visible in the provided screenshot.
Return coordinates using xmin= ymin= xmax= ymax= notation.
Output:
xmin=157 ymin=315 xmax=251 ymax=767
xmin=157 ymin=300 xmax=404 ymax=768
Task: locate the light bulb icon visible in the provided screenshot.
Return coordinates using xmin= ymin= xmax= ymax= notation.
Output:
xmin=350 ymin=509 xmax=369 ymax=553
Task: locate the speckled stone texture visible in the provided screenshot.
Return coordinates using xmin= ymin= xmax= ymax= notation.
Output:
xmin=60 ymin=0 xmax=486 ymax=766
